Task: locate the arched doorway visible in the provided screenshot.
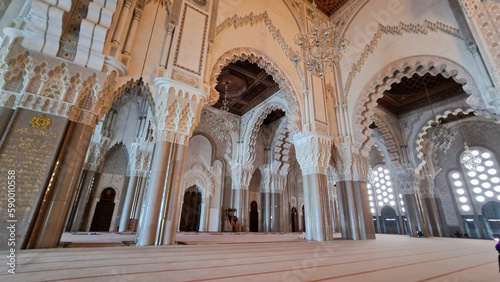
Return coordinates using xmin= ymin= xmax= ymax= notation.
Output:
xmin=250 ymin=201 xmax=258 ymax=232
xmin=179 ymin=186 xmax=202 ymax=231
xmin=381 ymin=206 xmax=399 ymax=234
xmin=291 ymin=207 xmax=298 ymax=232
xmin=482 ymin=201 xmax=500 ymax=237
xmin=90 ymin=188 xmax=116 ymax=232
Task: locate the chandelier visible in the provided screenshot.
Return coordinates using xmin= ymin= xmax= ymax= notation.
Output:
xmin=208 ymin=80 xmax=234 ymax=142
xmin=455 ymin=114 xmax=482 ymax=172
xmin=367 ymin=168 xmax=377 ymax=184
xmin=460 ymin=143 xmax=482 ymax=172
xmin=294 ymin=1 xmax=348 ymax=77
xmin=428 ymin=125 xmax=456 ymax=153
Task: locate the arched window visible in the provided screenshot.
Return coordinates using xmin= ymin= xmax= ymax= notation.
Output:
xmin=450 ymin=147 xmax=500 ymax=213
xmin=367 ymin=166 xmax=402 ymax=214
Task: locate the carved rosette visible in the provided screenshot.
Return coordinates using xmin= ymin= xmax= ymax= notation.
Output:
xmin=294 ymin=133 xmax=333 ymax=175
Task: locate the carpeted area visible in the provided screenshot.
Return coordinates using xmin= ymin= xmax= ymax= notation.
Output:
xmin=1 ymin=234 xmax=497 ymax=281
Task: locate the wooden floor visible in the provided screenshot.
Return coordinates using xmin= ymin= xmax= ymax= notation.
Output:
xmin=1 ymin=233 xmax=498 ymax=281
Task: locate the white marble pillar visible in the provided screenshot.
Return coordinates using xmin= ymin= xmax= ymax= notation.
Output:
xmin=199 ymin=202 xmax=206 ymax=231
xmin=118 ymin=175 xmax=138 ymax=232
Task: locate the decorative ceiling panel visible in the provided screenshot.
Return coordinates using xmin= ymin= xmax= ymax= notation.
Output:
xmin=378 ymin=73 xmax=466 ymax=116
xmin=214 ymin=61 xmax=279 ymax=116
xmin=306 ymin=0 xmax=350 ymax=16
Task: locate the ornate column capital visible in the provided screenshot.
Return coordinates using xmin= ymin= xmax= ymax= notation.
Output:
xmin=293 ymin=132 xmax=333 ymax=175
xmin=230 ymin=162 xmax=253 ymax=190
xmin=154 ymin=78 xmax=208 ymax=145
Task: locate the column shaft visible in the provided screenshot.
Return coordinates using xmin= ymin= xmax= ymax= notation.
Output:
xmin=136 ymin=141 xmax=174 ymax=245
xmin=25 ymin=122 xmax=93 ymax=249
xmin=119 ymin=175 xmax=138 ymax=232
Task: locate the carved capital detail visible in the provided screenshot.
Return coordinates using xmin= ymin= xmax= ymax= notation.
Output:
xmin=294 ymin=133 xmax=333 ymax=175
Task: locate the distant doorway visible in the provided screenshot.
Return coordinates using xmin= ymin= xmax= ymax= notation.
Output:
xmin=482 ymin=201 xmax=500 ymax=236
xmin=179 ymin=186 xmax=202 ymax=231
xmin=381 ymin=206 xmax=399 ymax=234
xmin=90 ymin=188 xmax=116 ymax=232
xmin=291 ymin=207 xmax=298 ymax=232
xmin=250 ymin=201 xmax=259 ymax=232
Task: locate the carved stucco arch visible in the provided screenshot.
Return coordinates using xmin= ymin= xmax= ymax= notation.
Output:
xmin=183 ymin=164 xmax=214 ymax=198
xmin=244 ymin=101 xmax=291 ymax=164
xmin=353 ymin=55 xmax=485 ymax=154
xmin=209 ymin=48 xmax=302 ymax=133
xmin=371 ymin=113 xmax=403 ymax=169
xmin=414 ymin=108 xmax=481 ymax=173
xmin=108 ymin=78 xmax=157 ymax=125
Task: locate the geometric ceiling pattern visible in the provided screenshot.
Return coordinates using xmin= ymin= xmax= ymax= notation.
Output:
xmin=214 ymin=60 xmax=279 ymax=116
xmin=378 ymin=73 xmax=466 ymax=116
xmin=306 ymin=0 xmax=350 ymax=16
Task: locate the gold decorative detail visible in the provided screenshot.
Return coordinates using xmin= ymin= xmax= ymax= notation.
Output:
xmin=30 ymin=114 xmax=51 ymax=129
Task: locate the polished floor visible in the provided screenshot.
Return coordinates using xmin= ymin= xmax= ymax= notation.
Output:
xmin=1 ymin=233 xmax=497 ymax=281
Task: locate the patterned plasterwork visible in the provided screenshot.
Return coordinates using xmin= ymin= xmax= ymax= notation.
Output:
xmin=242 ymin=101 xmax=293 ymax=165
xmin=343 ymin=21 xmax=463 ymax=98
xmin=183 ymin=163 xmax=215 ymax=198
xmin=153 ymin=78 xmax=208 ymax=144
xmin=330 ymin=143 xmax=370 ymax=181
xmin=215 ymin=12 xmax=303 ymax=79
xmin=0 ymin=46 xmax=113 ymax=127
xmin=293 ymin=132 xmax=333 ymax=175
xmin=209 ymin=48 xmax=302 ymax=133
xmin=353 ymin=55 xmax=486 ymax=156
xmin=468 ymin=0 xmax=500 ymax=70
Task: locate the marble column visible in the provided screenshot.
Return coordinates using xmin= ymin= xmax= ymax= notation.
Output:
xmin=118 ymin=175 xmax=139 ymax=232
xmin=354 ymin=181 xmax=376 ymax=239
xmin=136 ymin=141 xmax=174 ymax=245
xmin=403 ymin=194 xmax=425 ymax=237
xmin=421 ymin=197 xmax=446 ymax=237
xmin=68 ymin=170 xmax=97 ymax=232
xmin=161 ymin=143 xmax=188 ymax=244
xmin=233 ymin=188 xmax=249 ymax=232
xmin=336 ymin=181 xmax=362 ymax=239
xmin=25 ymin=122 xmax=93 ymax=249
xmin=302 ymin=173 xmax=332 ymax=241
xmin=136 ymin=141 xmax=188 ymax=245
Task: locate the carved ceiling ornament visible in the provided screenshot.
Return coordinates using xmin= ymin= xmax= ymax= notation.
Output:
xmin=209 ymin=48 xmax=302 ymax=133
xmin=353 ymin=55 xmax=486 ymax=157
